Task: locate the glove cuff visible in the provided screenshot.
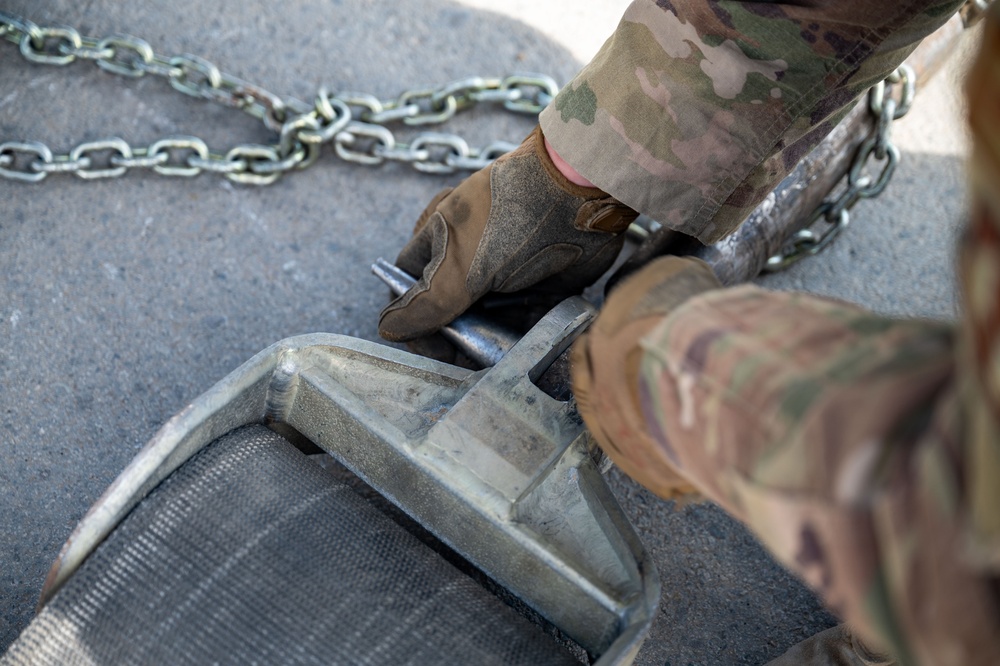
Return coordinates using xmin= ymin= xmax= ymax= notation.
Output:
xmin=529 ymin=126 xmax=639 ymax=234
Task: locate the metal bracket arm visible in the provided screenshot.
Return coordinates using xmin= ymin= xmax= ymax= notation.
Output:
xmin=41 ymin=297 xmax=660 ymax=664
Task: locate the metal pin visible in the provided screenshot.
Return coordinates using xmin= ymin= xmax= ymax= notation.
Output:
xmin=372 ymin=258 xmax=521 ymax=367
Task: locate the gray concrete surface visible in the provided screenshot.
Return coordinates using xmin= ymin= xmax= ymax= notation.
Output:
xmin=0 ymin=1 xmax=976 ymax=663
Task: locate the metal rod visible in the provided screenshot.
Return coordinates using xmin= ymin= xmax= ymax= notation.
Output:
xmin=372 ymin=258 xmax=521 ymax=367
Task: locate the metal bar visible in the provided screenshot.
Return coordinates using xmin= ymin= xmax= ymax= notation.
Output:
xmin=372 ymin=258 xmax=521 ymax=366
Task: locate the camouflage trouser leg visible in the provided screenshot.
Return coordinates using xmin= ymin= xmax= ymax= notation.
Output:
xmin=539 ymin=0 xmax=965 ymax=244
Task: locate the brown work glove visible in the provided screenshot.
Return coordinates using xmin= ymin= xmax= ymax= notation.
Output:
xmin=378 ymin=125 xmax=638 ymax=343
xmin=765 ymin=625 xmax=895 ymax=666
xmin=571 ymin=255 xmax=721 ymax=501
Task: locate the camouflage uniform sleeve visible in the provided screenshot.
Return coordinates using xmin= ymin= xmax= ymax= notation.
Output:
xmin=960 ymin=2 xmax=1000 ymax=575
xmin=629 ymin=11 xmax=1000 ymax=664
xmin=539 ymin=0 xmax=964 ymax=244
xmin=635 ymin=287 xmax=1000 ymax=664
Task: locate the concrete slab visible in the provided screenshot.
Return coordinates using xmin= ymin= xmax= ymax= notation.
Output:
xmin=0 ymin=1 xmax=976 ymax=663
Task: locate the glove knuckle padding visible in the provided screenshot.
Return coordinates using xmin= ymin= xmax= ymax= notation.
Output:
xmin=494 ymin=243 xmax=582 ymax=293
xmin=379 ymin=125 xmax=637 ymax=342
xmin=468 ymin=138 xmax=630 ymax=295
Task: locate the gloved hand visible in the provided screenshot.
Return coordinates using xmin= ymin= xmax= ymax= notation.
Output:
xmin=571 ymin=255 xmax=721 ymax=501
xmin=378 ymin=125 xmax=638 ymax=342
xmin=764 ymin=625 xmax=895 ymax=666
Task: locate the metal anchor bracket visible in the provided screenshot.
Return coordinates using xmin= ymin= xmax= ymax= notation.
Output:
xmin=41 ymin=296 xmax=660 ymax=664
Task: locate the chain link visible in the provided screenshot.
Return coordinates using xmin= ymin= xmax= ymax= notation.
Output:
xmin=0 ymin=12 xmax=558 ymax=184
xmin=764 ymin=64 xmax=916 ymax=273
xmin=0 ymin=12 xmax=926 ymax=274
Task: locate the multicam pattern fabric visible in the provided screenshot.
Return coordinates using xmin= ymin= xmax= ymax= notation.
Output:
xmin=539 ymin=0 xmax=965 ymax=244
xmin=623 ymin=6 xmax=1000 ymax=664
xmin=636 ymin=286 xmax=999 ymax=665
xmin=961 ymin=2 xmax=1000 ymax=572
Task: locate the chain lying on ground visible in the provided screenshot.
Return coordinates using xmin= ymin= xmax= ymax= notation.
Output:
xmin=764 ymin=64 xmax=916 ymax=272
xmin=0 ymin=12 xmax=557 ymax=183
xmin=1 ymin=12 xmax=919 ymax=275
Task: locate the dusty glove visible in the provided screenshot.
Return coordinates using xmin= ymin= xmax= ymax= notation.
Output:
xmin=570 ymin=255 xmax=721 ymax=501
xmin=764 ymin=625 xmax=895 ymax=666
xmin=378 ymin=125 xmax=638 ymax=342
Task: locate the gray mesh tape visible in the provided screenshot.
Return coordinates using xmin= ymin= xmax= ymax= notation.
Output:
xmin=2 ymin=425 xmax=579 ymax=665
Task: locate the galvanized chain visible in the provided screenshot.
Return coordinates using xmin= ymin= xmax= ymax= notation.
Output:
xmin=0 ymin=12 xmax=558 ymax=184
xmin=764 ymin=64 xmax=917 ymax=272
xmin=0 ymin=10 xmax=926 ymax=273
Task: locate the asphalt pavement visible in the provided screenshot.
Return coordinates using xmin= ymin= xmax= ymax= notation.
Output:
xmin=0 ymin=1 xmax=977 ymax=663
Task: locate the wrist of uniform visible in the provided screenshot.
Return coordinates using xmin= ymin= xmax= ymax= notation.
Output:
xmin=543 ymin=135 xmax=597 ymax=189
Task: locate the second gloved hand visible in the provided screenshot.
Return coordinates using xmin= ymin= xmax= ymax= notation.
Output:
xmin=378 ymin=125 xmax=638 ymax=342
xmin=571 ymin=255 xmax=722 ymax=501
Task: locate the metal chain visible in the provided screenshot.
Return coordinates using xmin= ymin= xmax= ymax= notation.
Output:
xmin=764 ymin=64 xmax=917 ymax=272
xmin=0 ymin=11 xmax=925 ymax=273
xmin=0 ymin=12 xmax=558 ymax=184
